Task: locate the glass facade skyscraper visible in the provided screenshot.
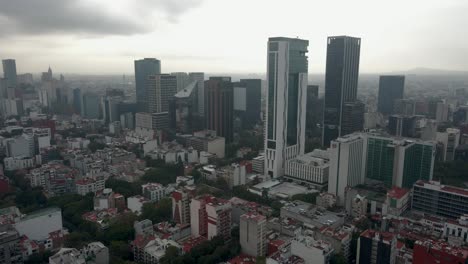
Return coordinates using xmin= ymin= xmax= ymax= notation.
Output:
xmin=205 ymin=77 xmax=234 ymax=142
xmin=366 ymin=137 xmax=396 ymax=187
xmin=189 ymin=72 xmax=205 ymax=117
xmin=134 ymin=58 xmax=161 ymax=111
xmin=2 ymin=59 xmax=17 ymax=89
xmin=377 ymin=75 xmax=405 ymax=115
xmin=365 ymin=135 xmax=435 ymax=188
xmin=323 ymin=36 xmax=361 ymax=147
xmin=265 ymin=37 xmax=308 ymax=178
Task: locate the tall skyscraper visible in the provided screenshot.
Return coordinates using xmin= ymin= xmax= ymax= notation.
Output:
xmin=205 ymin=77 xmax=234 ymax=142
xmin=436 ymin=128 xmax=460 ymax=161
xmin=82 ymin=93 xmax=101 ymax=119
xmin=233 ymin=79 xmax=262 ymax=129
xmin=388 ymin=115 xmax=419 ymax=138
xmin=377 ymin=75 xmax=405 ymax=115
xmin=170 ymin=72 xmax=189 ymax=92
xmin=323 ymin=36 xmax=361 ymax=147
xmin=0 ymin=78 xmax=7 ymax=99
xmin=265 ymin=37 xmax=308 ymax=178
xmin=2 ymin=59 xmax=17 ymax=88
xmin=240 ymin=212 xmax=267 ymax=257
xmin=305 ymin=85 xmax=323 ymax=152
xmin=72 ymin=88 xmax=82 ymax=114
xmin=341 ymin=101 xmax=365 ymax=136
xmin=101 ymin=96 xmax=123 ymax=124
xmin=189 ymin=72 xmax=205 ymax=117
xmin=169 ymin=81 xmax=198 ymax=134
xmin=146 ymin=74 xmax=177 ymax=113
xmin=134 ymin=58 xmax=161 ymax=110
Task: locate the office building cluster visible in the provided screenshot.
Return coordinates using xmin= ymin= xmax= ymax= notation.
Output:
xmin=1 ymin=32 xmax=468 ymax=264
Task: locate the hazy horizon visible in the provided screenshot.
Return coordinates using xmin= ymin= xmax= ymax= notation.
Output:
xmin=1 ymin=0 xmax=467 ymax=75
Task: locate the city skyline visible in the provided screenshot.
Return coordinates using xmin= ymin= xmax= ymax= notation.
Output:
xmin=0 ymin=0 xmax=467 ymax=74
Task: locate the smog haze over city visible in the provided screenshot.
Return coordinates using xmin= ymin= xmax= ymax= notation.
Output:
xmin=1 ymin=1 xmax=468 ymax=264
xmin=0 ymin=0 xmax=467 ymax=74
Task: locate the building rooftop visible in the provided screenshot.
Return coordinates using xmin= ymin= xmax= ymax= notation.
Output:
xmin=319 ymin=224 xmax=355 ymax=242
xmin=288 ymin=150 xmax=329 ymax=166
xmin=282 ymin=201 xmax=344 ymax=227
xmin=75 ymin=177 xmax=99 ymax=185
xmin=250 ymin=179 xmax=281 ymax=191
xmin=20 ymin=207 xmax=61 ymax=222
xmin=128 ymin=195 xmax=148 ymax=203
xmin=182 ymin=236 xmax=207 ymax=253
xmin=294 ymin=232 xmax=332 ymax=253
xmin=240 ymin=212 xmax=266 ymax=222
xmin=269 ymin=182 xmax=318 ymax=199
xmin=229 ymin=254 xmax=257 ymax=264
xmin=252 ymin=155 xmax=264 ymax=161
xmin=360 ymin=229 xmax=395 ymax=244
xmin=268 ymin=37 xmax=309 ymax=44
xmin=49 ymin=248 xmax=85 ymax=264
xmin=351 ymin=185 xmax=387 ymax=203
xmin=415 ymin=239 xmax=468 ymax=258
xmin=415 ymin=180 xmax=468 ymax=197
xmin=333 ymin=133 xmax=366 ymax=143
xmin=387 ymin=186 xmax=410 ymax=199
xmin=142 ymin=182 xmax=164 ymax=191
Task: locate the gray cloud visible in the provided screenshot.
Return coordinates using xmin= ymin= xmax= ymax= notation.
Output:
xmin=0 ymin=0 xmax=203 ymax=36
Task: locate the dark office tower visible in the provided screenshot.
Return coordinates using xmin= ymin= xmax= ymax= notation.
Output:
xmin=306 ymin=85 xmax=320 ymax=129
xmin=305 ymin=85 xmax=323 ymax=152
xmin=72 ymin=88 xmax=82 ymax=114
xmin=341 ymin=101 xmax=364 ymax=136
xmin=170 ymin=81 xmax=198 ymax=134
xmin=134 ymin=58 xmax=161 ymax=110
xmin=233 ymin=79 xmax=262 ymax=129
xmin=205 ymin=77 xmax=234 ymax=142
xmin=189 ymin=72 xmax=205 ymax=117
xmin=2 ymin=59 xmax=17 ymax=88
xmin=377 ymin=75 xmax=405 ymax=115
xmin=146 ymin=74 xmax=177 ymax=113
xmin=323 ymin=36 xmax=361 ymax=147
xmin=388 ymin=115 xmax=418 ymax=138
xmin=102 ymin=96 xmax=123 ymax=124
xmin=265 ymin=37 xmax=308 ymax=178
xmin=82 ymin=93 xmax=101 ymax=119
xmin=427 ymin=99 xmax=441 ymax=119
xmin=357 ymin=230 xmax=396 ymax=264
xmin=0 ymin=79 xmax=7 ymax=98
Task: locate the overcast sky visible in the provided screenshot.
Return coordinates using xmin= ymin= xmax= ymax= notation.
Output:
xmin=0 ymin=0 xmax=467 ymax=75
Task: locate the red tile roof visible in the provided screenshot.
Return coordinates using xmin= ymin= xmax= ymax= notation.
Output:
xmin=182 ymin=236 xmax=207 ymax=253
xmin=387 ymin=186 xmax=409 ymax=199
xmin=229 ymin=254 xmax=256 ymax=264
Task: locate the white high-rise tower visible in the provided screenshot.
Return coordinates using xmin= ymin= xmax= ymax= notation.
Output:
xmin=264 ymin=37 xmax=308 ymax=178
